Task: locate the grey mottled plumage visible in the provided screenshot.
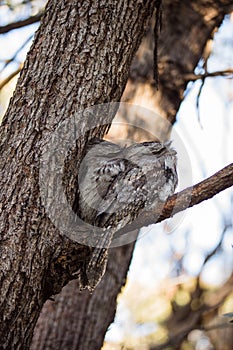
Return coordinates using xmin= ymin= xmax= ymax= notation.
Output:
xmin=78 ymin=139 xmax=178 ymax=290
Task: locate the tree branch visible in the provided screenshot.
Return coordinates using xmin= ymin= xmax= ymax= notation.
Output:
xmin=117 ymin=163 xmax=233 ymax=235
xmin=0 ymin=12 xmax=43 ymax=34
xmin=184 ymin=69 xmax=233 ymax=81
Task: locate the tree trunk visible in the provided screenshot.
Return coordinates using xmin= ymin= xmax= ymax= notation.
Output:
xmin=31 ymin=0 xmax=233 ymax=349
xmin=31 ymin=243 xmax=135 ymax=350
xmin=0 ymin=1 xmax=156 ymax=348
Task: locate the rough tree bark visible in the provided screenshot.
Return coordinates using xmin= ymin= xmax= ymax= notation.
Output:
xmin=31 ymin=243 xmax=136 ymax=350
xmin=0 ymin=1 xmax=157 ymax=349
xmin=30 ymin=1 xmax=233 ymax=349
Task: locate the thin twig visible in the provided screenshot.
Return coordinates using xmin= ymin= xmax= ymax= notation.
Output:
xmin=153 ymin=0 xmax=162 ymax=88
xmin=0 ymin=12 xmax=43 ymax=34
xmin=184 ymin=69 xmax=233 ymax=82
xmin=196 ymin=77 xmax=205 ymax=127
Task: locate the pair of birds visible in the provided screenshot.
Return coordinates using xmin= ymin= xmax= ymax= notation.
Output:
xmin=77 ymin=138 xmax=178 ymax=290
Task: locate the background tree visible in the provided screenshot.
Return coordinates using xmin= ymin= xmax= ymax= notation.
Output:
xmin=0 ymin=1 xmax=233 ymax=349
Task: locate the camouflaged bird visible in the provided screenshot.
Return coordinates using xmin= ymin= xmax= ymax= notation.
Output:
xmin=78 ymin=139 xmax=178 ymax=290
